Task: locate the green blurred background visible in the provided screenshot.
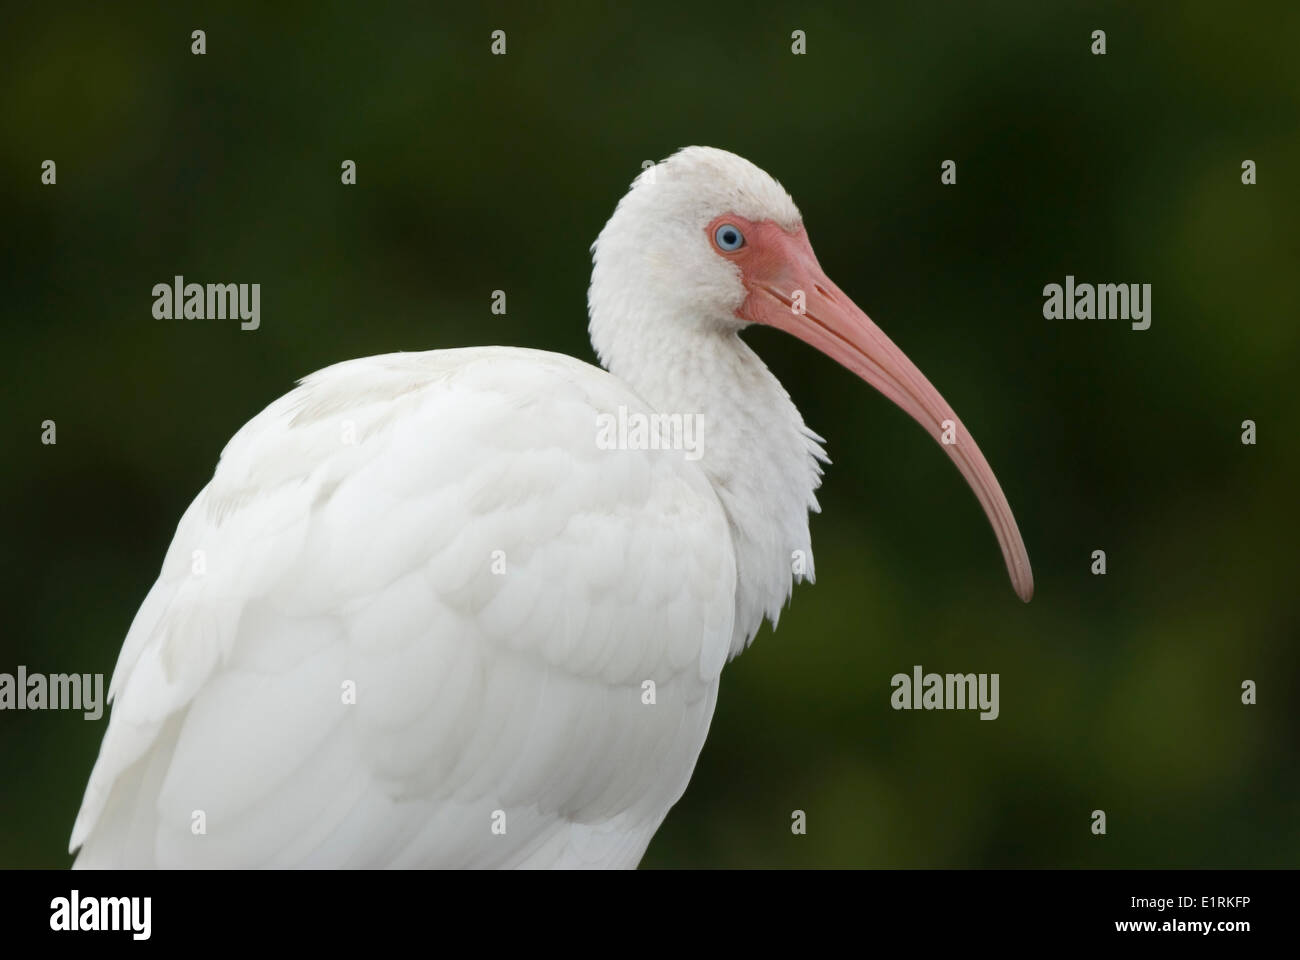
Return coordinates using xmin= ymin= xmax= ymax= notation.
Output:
xmin=2 ymin=1 xmax=1297 ymax=868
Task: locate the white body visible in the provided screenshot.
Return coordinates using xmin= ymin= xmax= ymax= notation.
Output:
xmin=72 ymin=344 xmax=822 ymax=867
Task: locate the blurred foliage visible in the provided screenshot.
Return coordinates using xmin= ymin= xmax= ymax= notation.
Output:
xmin=1 ymin=1 xmax=1297 ymax=868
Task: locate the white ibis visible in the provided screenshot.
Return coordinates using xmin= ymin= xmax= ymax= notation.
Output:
xmin=71 ymin=146 xmax=1032 ymax=869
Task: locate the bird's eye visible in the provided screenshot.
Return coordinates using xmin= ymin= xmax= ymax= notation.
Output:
xmin=714 ymin=224 xmax=744 ymax=251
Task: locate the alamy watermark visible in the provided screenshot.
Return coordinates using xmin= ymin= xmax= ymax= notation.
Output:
xmin=50 ymin=891 xmax=150 ymax=940
xmin=0 ymin=666 xmax=103 ymax=720
xmin=152 ymin=275 xmax=260 ymax=330
xmin=596 ymin=405 xmax=704 ymax=461
xmin=1043 ymin=275 xmax=1151 ymax=330
xmin=890 ymin=665 xmax=999 ymax=720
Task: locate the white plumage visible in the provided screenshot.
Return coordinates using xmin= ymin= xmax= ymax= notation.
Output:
xmin=72 ymin=147 xmax=1030 ymax=868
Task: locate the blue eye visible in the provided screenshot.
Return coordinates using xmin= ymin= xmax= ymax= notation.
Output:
xmin=714 ymin=224 xmax=744 ymax=251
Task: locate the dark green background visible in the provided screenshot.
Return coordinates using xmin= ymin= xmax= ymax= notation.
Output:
xmin=2 ymin=2 xmax=1296 ymax=867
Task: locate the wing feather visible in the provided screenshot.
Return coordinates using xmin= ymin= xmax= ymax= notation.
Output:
xmin=72 ymin=347 xmax=735 ymax=868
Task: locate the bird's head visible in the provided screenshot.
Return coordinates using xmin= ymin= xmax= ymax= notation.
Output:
xmin=589 ymin=146 xmax=1033 ymax=602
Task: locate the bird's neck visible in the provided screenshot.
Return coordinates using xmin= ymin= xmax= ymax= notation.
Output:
xmin=593 ymin=325 xmax=826 ymax=658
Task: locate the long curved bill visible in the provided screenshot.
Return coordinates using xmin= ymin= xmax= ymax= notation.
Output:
xmin=740 ymin=223 xmax=1034 ymax=602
